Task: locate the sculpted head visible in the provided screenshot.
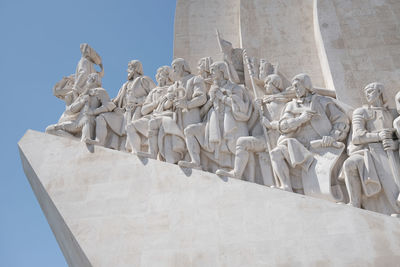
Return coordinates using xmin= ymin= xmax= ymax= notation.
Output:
xmin=364 ymin=82 xmax=385 ymax=106
xmin=171 ymin=58 xmax=191 ymax=81
xmin=259 ymin=60 xmax=274 ymax=81
xmin=127 ymin=60 xmax=143 ymax=80
xmin=292 ymin=73 xmax=313 ymax=98
xmin=210 ymin=61 xmax=230 ymax=82
xmin=86 ymin=73 xmax=102 ymax=89
xmin=155 ymin=66 xmax=173 ymax=87
xmin=197 ymin=57 xmax=213 ymax=78
xmin=264 ymin=74 xmax=283 ymax=94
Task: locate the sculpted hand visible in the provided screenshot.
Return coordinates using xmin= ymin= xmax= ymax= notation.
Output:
xmin=114 ymin=107 xmax=125 ymax=114
xmin=82 ymin=94 xmax=90 ymax=102
xmin=174 ymin=99 xmax=188 ymax=109
xmin=166 ymin=92 xmax=175 ymax=101
xmin=263 ymin=95 xmax=275 ymax=103
xmin=209 ymin=85 xmax=218 ymax=100
xmin=262 ymin=117 xmax=271 ymax=129
xmin=321 ymin=136 xmax=335 ymax=147
xmin=299 ymin=111 xmax=314 ymax=123
xmin=379 ymin=129 xmax=393 ymax=141
xmin=215 ymin=90 xmax=224 ymax=100
xmin=270 ymin=121 xmax=279 ymax=130
xmin=383 ymin=139 xmax=397 ymax=151
xmin=254 ymin=98 xmax=263 ymax=110
xmin=86 ymin=109 xmax=95 ymax=116
xmin=125 ymin=103 xmax=135 ymax=111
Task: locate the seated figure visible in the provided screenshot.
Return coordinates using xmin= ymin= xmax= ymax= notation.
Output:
xmin=270 ymin=74 xmax=349 ymax=195
xmin=87 ymin=60 xmax=155 ymax=150
xmin=127 ymin=66 xmax=175 ymax=160
xmin=178 ymin=61 xmax=252 ymax=171
xmin=341 ymin=82 xmax=400 ymax=216
xmin=47 ymin=73 xmax=115 ymax=142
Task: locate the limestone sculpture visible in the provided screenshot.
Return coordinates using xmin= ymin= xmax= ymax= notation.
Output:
xmin=215 ymin=74 xmax=290 ymax=183
xmin=269 ymin=74 xmax=350 ymax=198
xmin=129 ymin=66 xmax=175 ymax=161
xmin=47 ymin=73 xmax=114 ymax=142
xmin=88 ymin=60 xmax=155 ymax=151
xmin=216 ymin=30 xmax=244 ymax=85
xmin=147 ymin=58 xmax=208 ymax=164
xmin=341 ymin=83 xmax=400 ymax=216
xmin=45 ymin=40 xmax=400 ymax=218
xmin=72 ymin=43 xmax=104 ymax=95
xmin=178 ymin=61 xmax=252 ymax=171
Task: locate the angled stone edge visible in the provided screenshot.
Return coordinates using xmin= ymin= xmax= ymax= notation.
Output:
xmin=19 ymin=134 xmax=91 ymax=267
xmin=18 ymin=130 xmax=400 ymax=266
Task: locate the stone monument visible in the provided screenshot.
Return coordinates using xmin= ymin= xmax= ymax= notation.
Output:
xmin=19 ymin=1 xmax=400 ymax=266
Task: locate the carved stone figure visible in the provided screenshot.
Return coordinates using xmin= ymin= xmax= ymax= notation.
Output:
xmin=72 ymin=43 xmax=104 ymax=95
xmin=46 ymin=75 xmax=78 ymax=138
xmin=141 ymin=58 xmax=208 ymax=164
xmin=341 ymin=83 xmax=400 ymax=216
xmin=87 ymin=60 xmax=155 ymax=150
xmin=197 ymin=57 xmax=213 ymax=91
xmin=178 ymin=61 xmax=252 ymax=171
xmin=393 ymin=90 xmax=400 ymax=145
xmin=270 ymin=74 xmax=349 ymax=196
xmin=198 ymin=57 xmax=214 ymax=119
xmin=215 ymin=74 xmax=290 ymax=182
xmin=47 ymin=73 xmax=114 ymax=143
xmin=216 ymin=30 xmax=244 ymax=84
xmin=127 ymin=66 xmax=175 ymax=160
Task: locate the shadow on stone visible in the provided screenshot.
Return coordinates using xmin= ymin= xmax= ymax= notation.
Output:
xmin=86 ymin=143 xmax=95 ymax=153
xmin=217 ymin=175 xmax=228 ymax=182
xmin=179 ymin=167 xmax=192 ymax=177
xmin=137 ymin=156 xmax=149 ymax=165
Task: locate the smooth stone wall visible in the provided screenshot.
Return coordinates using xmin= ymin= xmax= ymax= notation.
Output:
xmin=174 ymin=0 xmax=400 ymax=108
xmin=19 ymin=130 xmax=400 ymax=266
xmin=174 ymin=0 xmax=241 ymax=71
xmin=316 ymin=0 xmax=400 ymax=108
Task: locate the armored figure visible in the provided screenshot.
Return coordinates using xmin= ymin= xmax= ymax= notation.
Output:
xmin=341 ymin=83 xmax=400 ymax=216
xmin=270 ymin=74 xmax=349 ymax=193
xmin=178 ymin=61 xmax=252 ymax=171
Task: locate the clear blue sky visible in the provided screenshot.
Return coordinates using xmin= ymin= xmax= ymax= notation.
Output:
xmin=0 ymin=0 xmax=176 ymax=265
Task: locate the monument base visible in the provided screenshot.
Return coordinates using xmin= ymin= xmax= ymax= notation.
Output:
xmin=19 ymin=130 xmax=400 ymax=266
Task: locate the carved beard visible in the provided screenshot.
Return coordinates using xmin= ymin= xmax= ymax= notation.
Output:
xmin=127 ymin=71 xmax=136 ymax=81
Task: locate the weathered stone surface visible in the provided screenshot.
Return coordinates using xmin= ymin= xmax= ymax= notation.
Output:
xmin=174 ymin=0 xmax=400 ymax=108
xmin=315 ymin=0 xmax=400 ymax=108
xmin=174 ymin=0 xmax=241 ymax=72
xmin=240 ymin=0 xmax=326 ymax=88
xmin=19 ymin=130 xmax=400 ymax=266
